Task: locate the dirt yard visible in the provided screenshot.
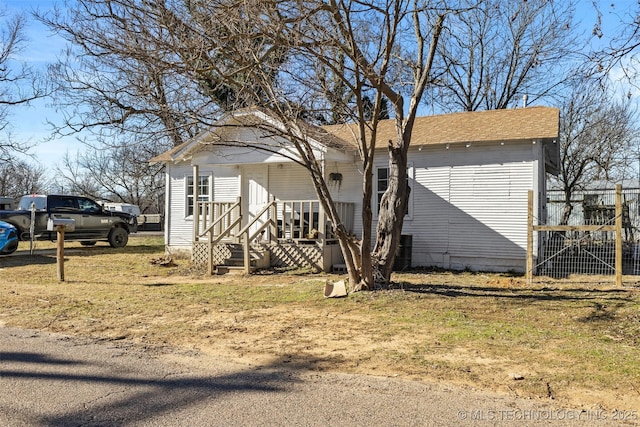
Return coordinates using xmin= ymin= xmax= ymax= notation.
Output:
xmin=1 ymin=236 xmax=639 ymax=415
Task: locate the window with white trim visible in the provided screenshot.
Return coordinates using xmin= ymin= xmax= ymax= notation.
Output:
xmin=186 ymin=175 xmax=211 ymax=217
xmin=375 ymin=165 xmax=413 ymax=219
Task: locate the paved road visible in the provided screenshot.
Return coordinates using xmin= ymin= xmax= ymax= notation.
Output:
xmin=0 ymin=327 xmax=624 ymax=426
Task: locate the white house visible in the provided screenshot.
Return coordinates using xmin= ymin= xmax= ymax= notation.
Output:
xmin=151 ymin=106 xmax=560 ymax=274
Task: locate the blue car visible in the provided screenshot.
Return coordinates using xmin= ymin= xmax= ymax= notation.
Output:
xmin=0 ymin=220 xmax=18 ymax=255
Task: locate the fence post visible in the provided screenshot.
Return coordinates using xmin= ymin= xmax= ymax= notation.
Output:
xmin=527 ymin=190 xmax=533 ymax=284
xmin=615 ymin=184 xmax=623 ymax=286
xmin=56 ymin=227 xmax=65 ymax=282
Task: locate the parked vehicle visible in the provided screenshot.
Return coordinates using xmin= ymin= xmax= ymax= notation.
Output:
xmin=137 ymin=213 xmax=162 ymax=231
xmin=101 ymin=202 xmax=141 ymax=217
xmin=102 ymin=202 xmax=163 ymax=231
xmin=0 ymin=221 xmax=18 ymax=254
xmin=0 ymin=196 xmax=13 ymax=210
xmin=0 ymin=194 xmax=137 ymax=248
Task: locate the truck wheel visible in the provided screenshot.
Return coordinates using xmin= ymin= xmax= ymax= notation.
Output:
xmin=108 ymin=227 xmax=129 ymax=248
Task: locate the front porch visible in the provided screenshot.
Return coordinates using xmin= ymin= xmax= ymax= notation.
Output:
xmin=192 ymin=198 xmax=354 ymax=274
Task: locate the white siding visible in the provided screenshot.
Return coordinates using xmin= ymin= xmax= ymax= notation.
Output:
xmin=213 ymin=167 xmax=240 ymax=201
xmin=268 ymin=163 xmax=316 ymax=200
xmin=448 ymin=162 xmax=531 ymax=269
xmin=267 ymin=163 xmax=363 ymax=236
xmin=166 ymin=163 xmax=194 ymax=250
xmin=384 ymin=142 xmax=539 ymax=272
xmin=166 ymin=164 xmax=239 ymax=251
xmin=412 ymin=165 xmax=450 ymax=266
xmin=193 ymin=127 xmax=353 ymax=165
xmin=327 ymin=164 xmax=363 ymax=236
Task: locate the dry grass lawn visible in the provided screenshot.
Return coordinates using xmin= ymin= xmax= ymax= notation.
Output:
xmin=1 ymin=235 xmax=639 ymax=411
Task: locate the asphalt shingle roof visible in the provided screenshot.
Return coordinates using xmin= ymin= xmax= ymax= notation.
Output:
xmin=151 ymin=106 xmax=560 ymax=163
xmin=323 ymin=106 xmax=559 ymax=148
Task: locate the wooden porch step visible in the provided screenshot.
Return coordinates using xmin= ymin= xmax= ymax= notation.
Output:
xmin=213 ymin=243 xmax=270 ymax=274
xmin=213 ymin=265 xmax=250 ymax=275
xmin=214 ymin=259 xmax=261 ymax=274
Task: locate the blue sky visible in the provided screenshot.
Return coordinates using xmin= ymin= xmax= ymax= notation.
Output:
xmin=1 ymin=0 xmax=637 ymax=173
xmin=3 ymin=0 xmax=75 ymax=171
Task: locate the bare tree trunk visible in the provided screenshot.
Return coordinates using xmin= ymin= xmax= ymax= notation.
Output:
xmin=290 ymin=123 xmax=368 ymax=291
xmin=353 ymin=155 xmax=375 ymax=291
xmin=560 ymin=203 xmax=573 ymax=226
xmin=372 ymin=143 xmax=410 ymax=285
xmin=369 ymin=14 xmax=444 ymax=286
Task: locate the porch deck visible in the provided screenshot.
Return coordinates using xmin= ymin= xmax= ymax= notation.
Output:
xmin=192 ymin=198 xmax=354 ymax=273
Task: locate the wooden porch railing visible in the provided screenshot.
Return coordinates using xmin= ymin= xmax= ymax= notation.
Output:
xmin=195 ymin=198 xmax=242 ymax=244
xmin=239 ymin=199 xmax=276 ymax=273
xmin=195 ymin=198 xmax=355 ymax=273
xmin=278 ymin=200 xmax=322 ymax=240
xmin=276 ymin=200 xmax=355 ymax=240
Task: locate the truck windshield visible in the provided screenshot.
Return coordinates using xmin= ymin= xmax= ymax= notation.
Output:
xmin=78 ymin=198 xmax=102 ymax=212
xmin=18 ymin=196 xmax=47 ymax=211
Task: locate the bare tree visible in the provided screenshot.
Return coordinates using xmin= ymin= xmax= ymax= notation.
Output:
xmin=154 ymin=0 xmax=447 ymax=289
xmin=549 ymin=77 xmax=638 ymax=224
xmin=40 ymin=0 xmax=451 ymax=290
xmin=431 ymin=0 xmax=578 ymax=112
xmin=38 ymin=0 xmax=289 ymax=146
xmin=53 ymin=140 xmax=165 ymax=213
xmin=0 ymin=160 xmax=49 ymax=198
xmin=589 ymin=2 xmax=640 ymax=84
xmin=51 ymin=152 xmax=103 ymax=197
xmin=0 ymin=9 xmax=47 ymax=161
xmin=38 ymin=0 xmax=288 ymax=217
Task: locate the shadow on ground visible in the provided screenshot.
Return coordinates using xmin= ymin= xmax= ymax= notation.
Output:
xmin=0 ymin=346 xmax=316 ymax=426
xmin=397 ymin=281 xmax=633 ymax=302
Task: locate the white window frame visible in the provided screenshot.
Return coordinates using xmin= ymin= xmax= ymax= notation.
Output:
xmin=186 ymin=174 xmax=212 ymax=218
xmin=375 ymin=164 xmax=414 ymax=220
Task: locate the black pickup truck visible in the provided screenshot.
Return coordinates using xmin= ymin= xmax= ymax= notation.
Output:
xmin=0 ymin=194 xmax=137 ymax=252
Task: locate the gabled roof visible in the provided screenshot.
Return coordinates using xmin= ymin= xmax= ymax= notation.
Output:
xmin=323 ymin=106 xmax=559 ymax=148
xmin=149 ymin=138 xmax=192 ymax=164
xmin=150 ymin=107 xmax=354 ymax=164
xmin=151 ymin=106 xmax=560 ymax=163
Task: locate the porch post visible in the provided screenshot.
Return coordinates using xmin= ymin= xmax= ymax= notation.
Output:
xmin=269 ymin=196 xmax=277 ymax=244
xmin=236 ymin=196 xmax=243 ymax=243
xmin=318 ymin=201 xmax=331 ymax=273
xmin=317 ymin=201 xmax=326 ymax=246
xmin=244 ymin=235 xmax=250 ymax=274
